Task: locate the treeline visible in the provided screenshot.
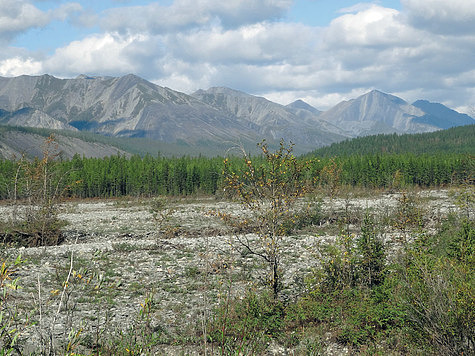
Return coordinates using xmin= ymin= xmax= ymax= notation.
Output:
xmin=0 ymin=152 xmax=472 ymax=199
xmin=308 ymin=124 xmax=475 ymax=157
xmin=310 ymin=153 xmax=473 ymax=187
xmin=63 ymin=154 xmax=222 ymax=198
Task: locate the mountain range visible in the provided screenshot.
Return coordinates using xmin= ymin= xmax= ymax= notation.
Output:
xmin=0 ymin=74 xmax=473 ymax=157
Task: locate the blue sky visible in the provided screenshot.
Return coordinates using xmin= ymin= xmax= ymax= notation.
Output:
xmin=287 ymin=0 xmax=401 ymax=26
xmin=1 ymin=0 xmax=474 ymax=114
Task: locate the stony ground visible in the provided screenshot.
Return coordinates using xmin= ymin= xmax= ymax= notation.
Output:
xmin=0 ymin=189 xmax=461 ymax=355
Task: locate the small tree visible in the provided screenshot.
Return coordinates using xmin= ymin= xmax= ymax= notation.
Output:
xmin=319 ymin=158 xmax=342 ymax=201
xmin=8 ymin=134 xmax=68 ymax=246
xmin=222 ymin=140 xmax=308 ymax=298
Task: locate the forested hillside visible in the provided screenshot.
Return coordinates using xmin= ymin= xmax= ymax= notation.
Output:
xmin=307 ymin=124 xmax=475 ymax=157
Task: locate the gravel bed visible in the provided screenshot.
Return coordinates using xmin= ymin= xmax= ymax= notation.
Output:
xmin=0 ymin=189 xmax=461 ymax=354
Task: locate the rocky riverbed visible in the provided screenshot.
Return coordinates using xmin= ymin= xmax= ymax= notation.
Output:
xmin=0 ymin=189 xmax=462 ymax=354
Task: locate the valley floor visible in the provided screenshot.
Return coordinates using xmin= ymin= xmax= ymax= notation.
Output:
xmin=0 ymin=188 xmax=470 ymax=355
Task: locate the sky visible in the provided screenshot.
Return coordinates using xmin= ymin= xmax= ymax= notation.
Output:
xmin=1 ymin=0 xmax=474 ymax=114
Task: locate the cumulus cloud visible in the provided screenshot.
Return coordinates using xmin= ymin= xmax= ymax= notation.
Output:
xmin=102 ymin=0 xmax=292 ymax=34
xmin=0 ymin=0 xmax=82 ymax=43
xmin=0 ymin=0 xmax=50 ymax=41
xmin=148 ymin=0 xmax=474 ymax=110
xmin=43 ymin=33 xmax=147 ymax=77
xmin=402 ymin=0 xmax=475 ymax=35
xmin=324 ymin=5 xmax=415 ymax=47
xmin=169 ymin=22 xmax=317 ymax=64
xmin=0 ymin=57 xmax=43 ymax=76
xmin=0 ymin=0 xmax=474 ymax=112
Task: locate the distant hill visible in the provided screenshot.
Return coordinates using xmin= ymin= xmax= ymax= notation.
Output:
xmin=0 ymin=126 xmax=129 ymax=159
xmin=0 ymin=125 xmax=274 ymax=159
xmin=306 ymin=124 xmax=475 ymax=157
xmin=412 ymin=100 xmax=475 ymax=129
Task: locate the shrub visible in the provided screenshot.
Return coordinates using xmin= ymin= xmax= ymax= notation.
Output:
xmin=208 ymin=289 xmax=284 ymax=354
xmin=395 ymin=219 xmax=474 ymax=355
xmin=221 ymin=139 xmax=309 ymax=298
xmin=2 ymin=135 xmax=68 ymax=246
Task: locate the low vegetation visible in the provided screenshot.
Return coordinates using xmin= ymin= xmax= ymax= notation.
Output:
xmin=0 ymin=136 xmax=473 ymax=355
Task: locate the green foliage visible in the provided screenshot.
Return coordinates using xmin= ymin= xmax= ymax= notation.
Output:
xmin=311 ymin=213 xmax=386 ymax=293
xmin=0 ymin=255 xmax=28 ymax=355
xmin=308 ymin=124 xmax=475 ymax=157
xmin=394 ymin=219 xmax=475 ymax=355
xmin=0 ymin=149 xmax=471 ymax=201
xmin=222 ymin=139 xmax=309 ymax=297
xmin=357 ymin=212 xmax=386 ymax=288
xmin=297 ymin=211 xmax=409 ymax=349
xmin=208 ymin=289 xmax=284 ymax=354
xmin=298 ymin=205 xmax=473 ymax=353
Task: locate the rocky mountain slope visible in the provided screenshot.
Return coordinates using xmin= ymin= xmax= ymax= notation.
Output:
xmin=285 ymin=99 xmax=322 ymax=124
xmin=192 ymin=87 xmax=346 ymax=146
xmin=0 ymin=74 xmax=473 ymax=156
xmin=319 ymin=90 xmax=438 ymax=136
xmin=0 ymin=128 xmax=128 ymax=159
xmin=0 ymin=74 xmax=258 ymax=145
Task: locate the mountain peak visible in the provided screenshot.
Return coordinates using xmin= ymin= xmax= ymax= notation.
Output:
xmin=286 ymin=99 xmax=320 ymax=113
xmin=117 ymin=73 xmax=148 ymax=85
xmin=76 ymin=74 xmax=95 ymax=80
xmin=359 ymin=89 xmax=407 ymax=106
xmin=199 ymin=86 xmax=253 ymax=98
xmin=318 ymin=89 xmax=431 ymax=136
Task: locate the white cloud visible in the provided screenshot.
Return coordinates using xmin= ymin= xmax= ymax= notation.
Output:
xmin=43 ymin=33 xmax=147 ymax=76
xmin=145 ymin=0 xmax=475 ymax=110
xmin=324 ymin=5 xmax=415 ymax=47
xmin=170 ymin=22 xmax=316 ymax=64
xmin=0 ymin=0 xmax=82 ymax=43
xmin=0 ymin=0 xmax=50 ymax=41
xmin=102 ymin=0 xmax=292 ymax=34
xmin=402 ymin=0 xmax=475 ymax=34
xmin=0 ymin=0 xmax=474 ymax=113
xmin=52 ymin=3 xmax=83 ymax=21
xmin=0 ymin=57 xmax=43 ymax=76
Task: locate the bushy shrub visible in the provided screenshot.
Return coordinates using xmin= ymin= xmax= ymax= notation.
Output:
xmin=293 ymin=211 xmax=407 ymax=349
xmin=394 ymin=219 xmax=474 ymax=355
xmin=208 ymin=289 xmax=285 ymax=354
